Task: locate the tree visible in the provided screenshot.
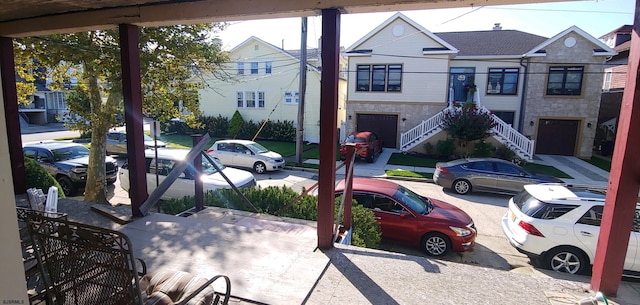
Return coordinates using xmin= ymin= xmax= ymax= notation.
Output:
xmin=441 ymin=102 xmax=495 ymax=152
xmin=14 ymin=24 xmax=230 ymax=204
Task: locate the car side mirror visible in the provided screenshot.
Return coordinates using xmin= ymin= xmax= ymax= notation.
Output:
xmin=399 ymin=211 xmax=411 ymax=218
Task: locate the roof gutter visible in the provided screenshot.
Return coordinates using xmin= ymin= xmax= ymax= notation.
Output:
xmin=518 ymin=56 xmax=529 ymax=133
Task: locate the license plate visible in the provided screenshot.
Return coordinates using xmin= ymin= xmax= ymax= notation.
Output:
xmin=510 ymin=211 xmax=517 ymax=222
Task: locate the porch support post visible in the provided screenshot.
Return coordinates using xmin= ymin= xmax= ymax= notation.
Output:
xmin=0 ymin=36 xmax=26 ymax=194
xmin=119 ymin=24 xmax=147 ymax=217
xmin=590 ymin=3 xmax=640 ymax=296
xmin=317 ymin=8 xmax=340 ymax=249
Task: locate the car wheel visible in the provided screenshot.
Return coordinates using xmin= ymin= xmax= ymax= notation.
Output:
xmin=546 ymin=247 xmax=588 ymax=275
xmin=253 ymin=162 xmax=266 ymax=174
xmin=452 ymin=179 xmax=471 ymax=195
xmin=421 ymin=232 xmax=451 ymax=256
xmin=58 ymin=176 xmax=77 ymax=197
xmin=366 ymin=149 xmax=374 ymax=163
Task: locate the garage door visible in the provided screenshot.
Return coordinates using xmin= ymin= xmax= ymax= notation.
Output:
xmin=535 ymin=119 xmax=579 ymax=155
xmin=356 ymin=114 xmax=398 ymax=148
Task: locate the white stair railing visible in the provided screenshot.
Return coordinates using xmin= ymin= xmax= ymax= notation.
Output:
xmin=399 ymin=108 xmax=451 ymax=151
xmin=477 ymin=106 xmax=534 ymax=160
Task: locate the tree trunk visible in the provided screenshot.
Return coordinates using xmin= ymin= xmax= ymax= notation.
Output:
xmin=83 ymin=67 xmax=109 ymax=204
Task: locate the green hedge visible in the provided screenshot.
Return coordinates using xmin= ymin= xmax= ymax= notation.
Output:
xmin=24 ymin=157 xmax=65 ymax=198
xmin=161 ymin=186 xmax=381 ymax=248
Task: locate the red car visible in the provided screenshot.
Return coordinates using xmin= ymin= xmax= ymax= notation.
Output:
xmin=334 ymin=178 xmax=476 ymax=256
xmin=339 ymin=131 xmax=383 ymax=163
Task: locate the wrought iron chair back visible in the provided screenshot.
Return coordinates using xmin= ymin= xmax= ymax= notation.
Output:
xmin=25 ymin=213 xmax=231 ymax=305
xmin=26 ymin=213 xmax=145 ymax=305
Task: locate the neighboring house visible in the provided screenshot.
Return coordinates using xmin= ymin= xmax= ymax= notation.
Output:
xmin=344 ymin=12 xmax=615 ymax=159
xmin=198 ymin=36 xmax=347 ymax=144
xmin=597 ymin=25 xmax=631 ymax=156
xmin=18 ymin=68 xmax=76 ymax=126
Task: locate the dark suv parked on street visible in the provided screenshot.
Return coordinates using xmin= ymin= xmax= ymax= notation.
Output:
xmin=23 ymin=142 xmax=119 ymax=196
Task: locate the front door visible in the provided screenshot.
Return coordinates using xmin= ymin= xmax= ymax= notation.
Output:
xmin=449 ymin=67 xmax=476 ymax=103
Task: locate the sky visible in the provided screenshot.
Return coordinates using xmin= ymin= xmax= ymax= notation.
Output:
xmin=214 ymin=0 xmax=634 ymax=51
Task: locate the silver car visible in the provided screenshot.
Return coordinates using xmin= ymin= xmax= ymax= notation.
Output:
xmin=106 ymin=130 xmax=166 ymax=155
xmin=207 ymin=139 xmax=285 ymax=174
xmin=433 ymin=158 xmax=564 ymax=195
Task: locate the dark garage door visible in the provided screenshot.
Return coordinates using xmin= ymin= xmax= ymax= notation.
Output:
xmin=535 ymin=119 xmax=579 ymax=155
xmin=356 ymin=114 xmax=398 ymax=148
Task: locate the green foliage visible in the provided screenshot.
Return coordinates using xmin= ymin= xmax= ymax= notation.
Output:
xmin=423 ymin=142 xmax=434 ymax=156
xmin=161 ymin=185 xmax=381 ymax=249
xmin=24 ymin=158 xmax=65 ymax=198
xmin=256 ymin=120 xmax=296 ymax=142
xmin=202 ymin=115 xmax=229 ymax=138
xmin=237 ymin=119 xmax=259 ymax=139
xmin=228 ymin=111 xmax=245 ymax=138
xmin=493 ymin=144 xmax=517 ymax=161
xmin=442 ymin=104 xmax=495 ymax=146
xmin=335 ymin=196 xmax=381 ymax=248
xmin=435 ymin=138 xmax=456 ymax=159
xmin=472 ymin=140 xmax=495 ymax=158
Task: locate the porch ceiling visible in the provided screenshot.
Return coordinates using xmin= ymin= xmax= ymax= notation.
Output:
xmin=1 ymin=0 xmax=575 ymax=37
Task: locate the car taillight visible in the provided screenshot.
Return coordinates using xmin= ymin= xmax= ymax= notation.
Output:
xmin=518 ymin=221 xmax=544 ymax=237
xmin=206 ymin=149 xmax=213 ymax=153
xmin=437 ymin=167 xmax=449 ymax=173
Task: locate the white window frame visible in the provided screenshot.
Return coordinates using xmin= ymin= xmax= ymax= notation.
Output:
xmin=250 ymin=62 xmax=259 ymax=74
xmin=265 ymin=61 xmax=272 ymax=74
xmin=237 ymin=62 xmax=244 ymax=75
xmin=284 ymin=91 xmax=299 ymax=104
xmin=603 ymin=69 xmax=612 ymax=91
xmin=236 ymin=91 xmax=266 ymax=109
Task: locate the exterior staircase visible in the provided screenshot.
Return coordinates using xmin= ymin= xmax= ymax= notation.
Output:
xmin=399 ymin=104 xmax=535 ymax=160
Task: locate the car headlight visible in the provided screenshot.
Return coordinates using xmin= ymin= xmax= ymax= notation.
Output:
xmin=267 ymin=159 xmax=278 ymax=163
xmin=71 ymin=167 xmax=87 ymax=174
xmin=449 ymin=226 xmax=472 ymax=237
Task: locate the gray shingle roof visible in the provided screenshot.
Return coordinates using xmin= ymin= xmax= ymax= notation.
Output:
xmin=435 ymin=30 xmax=548 ymax=56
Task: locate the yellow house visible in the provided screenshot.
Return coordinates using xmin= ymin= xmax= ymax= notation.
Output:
xmin=198 ymin=36 xmax=347 ymax=143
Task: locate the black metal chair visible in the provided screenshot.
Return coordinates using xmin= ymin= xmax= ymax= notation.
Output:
xmin=25 ymin=213 xmax=231 ymax=305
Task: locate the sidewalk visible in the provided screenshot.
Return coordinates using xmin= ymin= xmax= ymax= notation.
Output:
xmin=302 ymin=149 xmax=611 ymax=187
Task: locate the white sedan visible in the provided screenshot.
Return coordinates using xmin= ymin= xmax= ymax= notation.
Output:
xmin=119 ymin=148 xmax=256 ymax=200
xmin=207 ymin=139 xmax=285 ymax=174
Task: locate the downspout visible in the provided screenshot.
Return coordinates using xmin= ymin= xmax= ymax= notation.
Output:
xmin=518 ymin=56 xmax=529 ymax=133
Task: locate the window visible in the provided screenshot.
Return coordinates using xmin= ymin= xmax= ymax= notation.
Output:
xmin=284 ymin=91 xmax=299 ymax=104
xmin=547 ymin=66 xmax=584 ymax=96
xmin=487 ymin=68 xmax=519 ymax=95
xmin=265 ymin=61 xmax=272 ymax=74
xmin=356 ymin=64 xmax=402 ymax=92
xmin=356 ymin=65 xmax=371 ymax=91
xmin=236 ymin=91 xmax=265 ymax=108
xmin=251 ymin=62 xmax=259 ymax=74
xmin=577 ymin=205 xmax=604 ymax=226
xmin=495 ymin=162 xmax=523 ymax=175
xmin=467 ymin=161 xmax=493 ymax=171
xmin=237 ymin=62 xmax=244 ymax=75
xmin=603 ymin=70 xmax=612 ymax=91
xmin=258 ymin=91 xmax=265 ymax=108
xmin=246 ymin=91 xmax=256 ymax=108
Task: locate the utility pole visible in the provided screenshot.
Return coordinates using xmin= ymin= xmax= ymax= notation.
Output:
xmin=296 ymin=17 xmax=308 ymax=165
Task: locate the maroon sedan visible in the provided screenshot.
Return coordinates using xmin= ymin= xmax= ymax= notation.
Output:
xmin=339 ymin=131 xmax=382 ymax=163
xmin=335 ymin=178 xmax=476 ymax=256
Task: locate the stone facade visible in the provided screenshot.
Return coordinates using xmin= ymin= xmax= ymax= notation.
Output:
xmin=523 ymin=34 xmax=607 ymax=158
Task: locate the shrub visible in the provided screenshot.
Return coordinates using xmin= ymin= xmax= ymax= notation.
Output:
xmin=228 ymin=111 xmax=245 ymax=138
xmin=161 ymin=185 xmax=381 ymax=248
xmin=493 ymin=144 xmax=517 ymax=161
xmin=435 ymin=138 xmax=456 ymax=159
xmin=202 ymin=115 xmax=229 ymax=138
xmin=24 ymin=158 xmax=65 ymax=198
xmin=472 ymin=140 xmax=494 ymax=157
xmin=423 ymin=142 xmax=435 ymax=156
xmin=441 ymin=104 xmax=495 ymax=147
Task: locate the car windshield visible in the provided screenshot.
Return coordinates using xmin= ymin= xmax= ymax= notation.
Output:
xmin=246 ymin=142 xmax=269 ymax=154
xmin=392 ymin=186 xmax=432 ymax=215
xmin=184 ymin=156 xmax=226 ymax=176
xmin=143 ymin=134 xmax=153 ymax=141
xmin=345 ymin=135 xmax=366 ymax=143
xmin=51 ymin=146 xmax=90 ymax=161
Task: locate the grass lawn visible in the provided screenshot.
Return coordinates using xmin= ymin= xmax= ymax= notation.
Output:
xmin=385 ymin=169 xmax=432 ymax=179
xmin=387 ymin=153 xmax=447 ymax=168
xmin=523 ymin=163 xmax=573 ymax=179
xmin=585 ymin=156 xmax=611 ymax=172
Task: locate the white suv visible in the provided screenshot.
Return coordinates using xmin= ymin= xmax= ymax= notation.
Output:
xmin=502 ymin=184 xmax=640 ymax=276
